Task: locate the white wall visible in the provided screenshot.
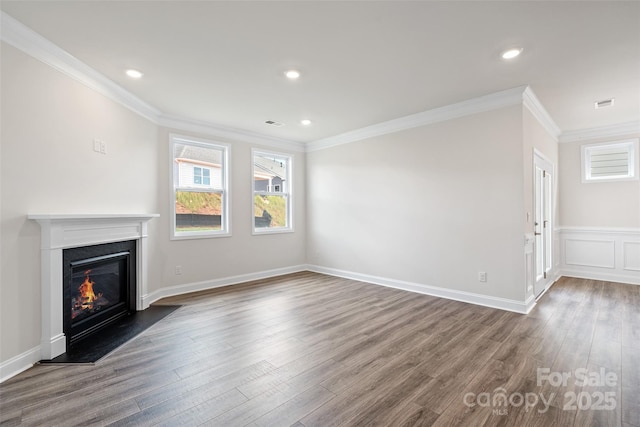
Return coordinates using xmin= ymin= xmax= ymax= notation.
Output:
xmin=557 ymin=134 xmax=640 ymax=284
xmin=0 ymin=43 xmax=159 ymax=363
xmin=559 ymin=135 xmax=640 ymax=228
xmin=0 ymin=43 xmax=306 ymax=371
xmin=307 ymin=106 xmax=527 ymax=303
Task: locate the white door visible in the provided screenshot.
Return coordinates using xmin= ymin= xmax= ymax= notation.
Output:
xmin=534 ymin=153 xmax=553 ymax=297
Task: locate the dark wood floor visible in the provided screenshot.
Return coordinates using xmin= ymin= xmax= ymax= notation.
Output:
xmin=1 ymin=272 xmax=638 ymax=426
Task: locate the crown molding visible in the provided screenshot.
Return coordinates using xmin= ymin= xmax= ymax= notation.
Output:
xmin=158 ymin=114 xmax=304 ymax=152
xmin=306 ymin=86 xmax=532 ymax=152
xmin=522 ymin=87 xmax=561 ymax=140
xmin=1 ymin=11 xmax=162 ymax=122
xmin=559 ymin=121 xmax=640 ymax=144
xmin=1 ymin=11 xmax=304 ymax=152
xmin=13 ymin=7 xmax=632 ymax=153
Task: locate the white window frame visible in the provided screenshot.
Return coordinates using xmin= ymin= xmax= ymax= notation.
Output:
xmin=170 ymin=134 xmax=231 ymax=240
xmin=581 ymin=139 xmax=638 ymax=183
xmin=252 ymin=148 xmax=293 ymax=235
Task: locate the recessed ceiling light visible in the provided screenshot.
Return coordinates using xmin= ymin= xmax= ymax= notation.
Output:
xmin=300 ymin=119 xmax=312 ymax=126
xmin=501 ymin=48 xmax=523 ymax=60
xmin=595 ymin=98 xmax=614 ymax=109
xmin=285 ymin=70 xmax=300 ymax=79
xmin=125 ymin=69 xmax=143 ymax=79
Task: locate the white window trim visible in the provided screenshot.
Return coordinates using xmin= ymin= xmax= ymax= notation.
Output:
xmin=252 ymin=148 xmax=294 ymax=235
xmin=581 ymin=139 xmax=638 ymax=183
xmin=170 ymin=134 xmax=231 ymax=240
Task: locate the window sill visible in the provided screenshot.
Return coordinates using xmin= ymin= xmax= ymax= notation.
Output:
xmin=170 ymin=231 xmax=232 ymax=241
xmin=252 ymin=228 xmax=294 ymax=236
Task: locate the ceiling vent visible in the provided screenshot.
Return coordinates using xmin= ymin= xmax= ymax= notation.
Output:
xmin=265 ymin=120 xmax=284 ymax=127
xmin=595 ymin=98 xmax=614 ymax=109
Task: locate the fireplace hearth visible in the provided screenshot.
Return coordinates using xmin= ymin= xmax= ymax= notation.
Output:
xmin=63 ymin=240 xmax=136 ymax=349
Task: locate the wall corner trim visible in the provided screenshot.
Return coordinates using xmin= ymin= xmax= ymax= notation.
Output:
xmin=524 ymin=294 xmax=537 ymax=314
xmin=306 ymin=85 xmax=532 ymax=152
xmin=306 ymin=264 xmax=531 ymax=314
xmin=522 ymin=86 xmax=561 ymax=140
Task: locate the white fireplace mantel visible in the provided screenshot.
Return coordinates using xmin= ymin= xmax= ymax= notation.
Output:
xmin=28 ymin=213 xmax=159 ymax=360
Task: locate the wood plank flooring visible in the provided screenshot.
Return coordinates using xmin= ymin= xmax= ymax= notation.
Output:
xmin=1 ymin=272 xmax=638 ymax=426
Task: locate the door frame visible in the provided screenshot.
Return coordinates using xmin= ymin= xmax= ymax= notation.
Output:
xmin=533 ymin=149 xmax=555 ymax=298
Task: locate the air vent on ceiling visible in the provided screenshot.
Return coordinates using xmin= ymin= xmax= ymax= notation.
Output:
xmin=265 ymin=120 xmax=285 ymax=127
xmin=595 ymin=98 xmax=614 ymax=109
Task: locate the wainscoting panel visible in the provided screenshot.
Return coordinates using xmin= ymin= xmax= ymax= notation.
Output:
xmin=564 ymin=239 xmax=615 ymax=269
xmin=623 ymin=242 xmax=640 ymax=271
xmin=559 ymin=227 xmax=640 ymax=285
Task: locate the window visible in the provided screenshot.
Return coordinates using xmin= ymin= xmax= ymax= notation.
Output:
xmin=193 ymin=167 xmax=211 ymax=186
xmin=171 ymin=135 xmax=230 ymax=239
xmin=582 ymin=139 xmax=638 ymax=183
xmin=252 ymin=149 xmax=292 ymax=233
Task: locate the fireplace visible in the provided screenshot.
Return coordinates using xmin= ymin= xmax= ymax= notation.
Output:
xmin=29 ymin=214 xmax=158 ymax=360
xmin=63 ymin=240 xmax=136 ymax=349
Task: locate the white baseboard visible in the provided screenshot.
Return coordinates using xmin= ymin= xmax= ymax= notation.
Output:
xmin=306 ymin=264 xmax=532 ymax=314
xmin=525 ymin=294 xmax=537 ymax=313
xmin=0 ymin=345 xmax=41 ymax=384
xmin=560 ymin=269 xmax=640 ymax=285
xmin=143 ymin=264 xmax=308 ymax=306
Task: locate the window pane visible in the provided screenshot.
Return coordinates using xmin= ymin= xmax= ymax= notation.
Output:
xmin=254 ymin=195 xmax=287 ymax=228
xmin=175 ymin=191 xmax=223 ymax=232
xmin=254 ymin=154 xmax=288 ymax=192
xmin=583 ymin=140 xmax=637 ymax=181
xmin=174 ymin=143 xmax=223 ymax=189
xmin=590 ymin=148 xmax=629 ymax=177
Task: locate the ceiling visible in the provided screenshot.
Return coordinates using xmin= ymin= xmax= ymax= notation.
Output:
xmin=2 ymin=1 xmax=639 ymax=144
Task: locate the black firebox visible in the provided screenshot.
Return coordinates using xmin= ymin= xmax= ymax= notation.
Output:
xmin=63 ymin=240 xmax=136 ymax=350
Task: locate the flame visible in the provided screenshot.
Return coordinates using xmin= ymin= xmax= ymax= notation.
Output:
xmin=78 ymin=269 xmax=97 ymax=309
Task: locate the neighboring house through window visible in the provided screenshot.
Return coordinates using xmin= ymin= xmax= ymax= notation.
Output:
xmin=171 ymin=135 xmax=230 ymax=239
xmin=252 ymin=149 xmax=292 ymax=233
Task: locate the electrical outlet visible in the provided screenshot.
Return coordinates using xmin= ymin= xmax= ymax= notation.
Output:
xmin=99 ymin=141 xmax=107 ymax=154
xmin=478 ymin=271 xmax=487 ymax=282
xmin=175 ymin=265 xmax=182 ymax=275
xmin=93 ymin=138 xmax=101 ymax=152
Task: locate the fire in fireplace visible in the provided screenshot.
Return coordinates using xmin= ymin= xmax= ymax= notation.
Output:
xmin=63 ymin=240 xmax=136 ymax=350
xmin=72 ymin=268 xmax=119 ymax=322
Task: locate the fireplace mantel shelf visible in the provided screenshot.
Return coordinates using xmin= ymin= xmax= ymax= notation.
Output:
xmin=29 ymin=213 xmax=159 ymax=360
xmin=28 ymin=213 xmax=159 ymax=221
